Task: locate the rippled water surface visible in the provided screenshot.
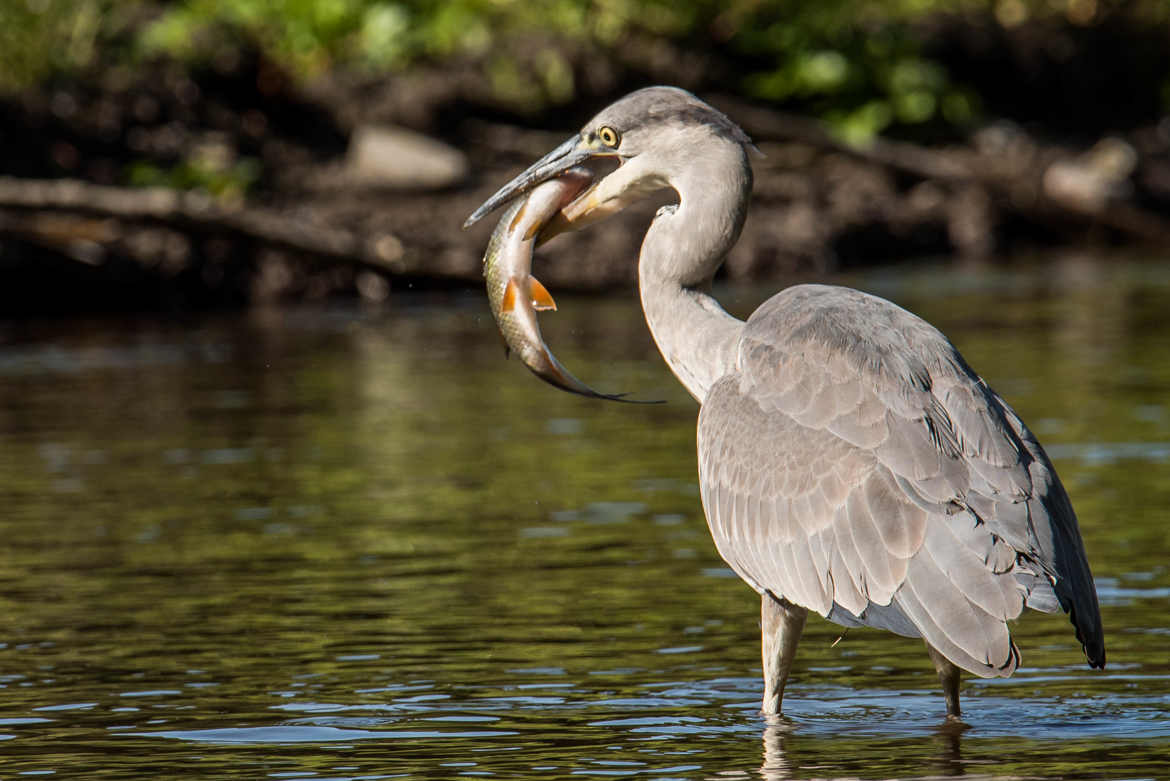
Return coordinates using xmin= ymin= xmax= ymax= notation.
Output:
xmin=1 ymin=256 xmax=1168 ymax=779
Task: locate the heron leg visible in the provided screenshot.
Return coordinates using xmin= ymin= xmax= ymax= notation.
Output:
xmin=761 ymin=592 xmax=807 ymax=715
xmin=925 ymin=642 xmax=962 ymax=720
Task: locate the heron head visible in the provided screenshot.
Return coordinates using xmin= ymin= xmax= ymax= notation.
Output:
xmin=463 ymin=86 xmax=753 ymax=236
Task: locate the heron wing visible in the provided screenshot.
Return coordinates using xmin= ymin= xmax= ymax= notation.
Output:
xmin=697 ymin=284 xmax=1104 ymax=675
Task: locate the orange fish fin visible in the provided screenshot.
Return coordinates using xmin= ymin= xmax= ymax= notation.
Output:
xmin=501 ymin=278 xmax=519 ymax=313
xmin=529 ymin=277 xmax=557 ymax=311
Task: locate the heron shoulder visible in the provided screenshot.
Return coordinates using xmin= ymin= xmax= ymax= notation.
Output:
xmin=739 ymin=284 xmax=970 ymax=390
xmin=733 ymin=283 xmax=1026 ymax=497
xmin=730 ymin=283 xmax=1058 ymax=558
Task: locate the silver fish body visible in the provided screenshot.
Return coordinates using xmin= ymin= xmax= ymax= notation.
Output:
xmin=482 ymin=168 xmax=629 ymax=400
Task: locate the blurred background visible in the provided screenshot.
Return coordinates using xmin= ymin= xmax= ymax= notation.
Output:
xmin=1 ymin=0 xmax=1169 ymax=312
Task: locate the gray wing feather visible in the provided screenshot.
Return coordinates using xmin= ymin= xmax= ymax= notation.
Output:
xmin=698 ymin=284 xmax=1104 ymax=676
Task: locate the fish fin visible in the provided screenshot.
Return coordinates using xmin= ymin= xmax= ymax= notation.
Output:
xmin=508 ymin=203 xmax=529 ymax=234
xmin=501 ymin=278 xmax=519 ymax=313
xmin=529 ymin=277 xmax=557 ymax=311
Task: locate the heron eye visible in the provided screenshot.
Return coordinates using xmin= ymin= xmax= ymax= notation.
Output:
xmin=597 ymin=126 xmax=620 ymax=148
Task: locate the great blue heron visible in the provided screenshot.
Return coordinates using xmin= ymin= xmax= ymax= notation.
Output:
xmin=465 ymin=86 xmax=1105 ymax=720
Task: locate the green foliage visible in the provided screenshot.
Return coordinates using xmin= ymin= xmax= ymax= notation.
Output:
xmin=735 ymin=1 xmax=983 ymax=139
xmin=0 ymin=0 xmax=143 ymax=91
xmin=136 ymin=0 xmax=592 ymax=75
xmin=137 ymin=0 xmax=409 ymax=72
xmin=125 ymin=156 xmax=261 ymax=199
xmin=4 ymin=0 xmax=1170 ymax=136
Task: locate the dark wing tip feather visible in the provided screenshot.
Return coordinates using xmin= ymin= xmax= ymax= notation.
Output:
xmin=1071 ymin=606 xmax=1106 ymax=669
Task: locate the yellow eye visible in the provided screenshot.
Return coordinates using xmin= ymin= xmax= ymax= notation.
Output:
xmin=597 ymin=126 xmax=620 ymax=148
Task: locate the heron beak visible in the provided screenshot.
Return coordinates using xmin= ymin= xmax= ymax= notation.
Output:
xmin=463 ymin=136 xmax=600 ymax=229
xmin=536 ymin=176 xmax=629 ymax=242
xmin=537 ymin=156 xmax=664 ymax=244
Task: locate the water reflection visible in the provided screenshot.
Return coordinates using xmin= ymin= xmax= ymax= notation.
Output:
xmin=0 ymin=257 xmax=1168 ymax=778
xmin=756 ymin=719 xmax=965 ymax=780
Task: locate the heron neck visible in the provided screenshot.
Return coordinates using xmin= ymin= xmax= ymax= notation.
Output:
xmin=639 ymin=274 xmax=743 ymax=402
xmin=637 ymin=153 xmax=750 ymax=403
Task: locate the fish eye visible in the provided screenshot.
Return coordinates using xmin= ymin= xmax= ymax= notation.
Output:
xmin=597 ymin=126 xmax=620 ymax=148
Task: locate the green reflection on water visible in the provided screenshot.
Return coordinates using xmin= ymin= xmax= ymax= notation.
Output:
xmin=0 ymin=256 xmax=1168 ymax=779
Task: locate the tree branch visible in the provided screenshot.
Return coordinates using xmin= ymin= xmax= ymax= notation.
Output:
xmin=0 ymin=176 xmax=406 ymax=273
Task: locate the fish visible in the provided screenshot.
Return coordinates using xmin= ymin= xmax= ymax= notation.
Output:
xmin=482 ymin=167 xmax=645 ymax=402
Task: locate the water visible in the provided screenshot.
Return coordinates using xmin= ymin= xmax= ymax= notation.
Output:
xmin=0 ymin=255 xmax=1167 ymax=779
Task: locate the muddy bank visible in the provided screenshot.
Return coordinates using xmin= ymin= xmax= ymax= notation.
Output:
xmin=2 ymin=23 xmax=1169 ymax=312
